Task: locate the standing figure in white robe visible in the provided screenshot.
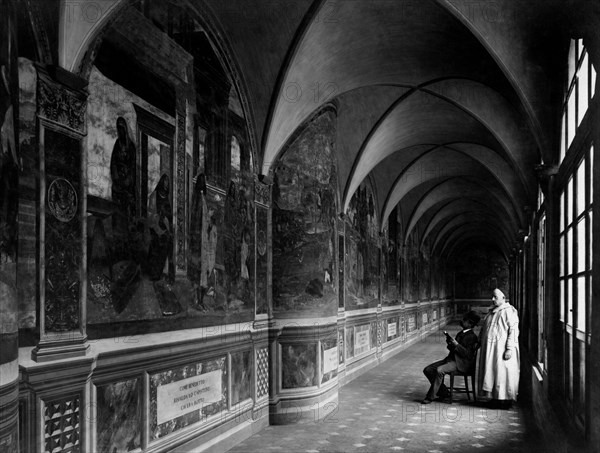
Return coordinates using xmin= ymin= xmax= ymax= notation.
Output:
xmin=478 ymin=288 xmax=520 ymax=409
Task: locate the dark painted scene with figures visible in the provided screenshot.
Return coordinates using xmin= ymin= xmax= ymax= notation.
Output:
xmin=81 ymin=11 xmax=257 ymax=331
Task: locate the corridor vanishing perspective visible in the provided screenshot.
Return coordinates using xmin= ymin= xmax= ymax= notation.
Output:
xmin=0 ymin=0 xmax=598 ymax=452
xmin=229 ymin=325 xmax=542 ymax=453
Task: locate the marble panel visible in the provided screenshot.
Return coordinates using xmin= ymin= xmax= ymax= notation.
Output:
xmin=370 ymin=321 xmax=377 ymax=349
xmin=231 ymin=350 xmax=253 ymax=405
xmin=345 ymin=326 xmax=354 ymax=359
xmin=281 ymin=344 xmax=317 ymax=389
xmin=96 ymin=378 xmax=141 ymax=452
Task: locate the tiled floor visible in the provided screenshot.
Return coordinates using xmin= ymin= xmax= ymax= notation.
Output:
xmin=228 ymin=324 xmax=545 ymax=453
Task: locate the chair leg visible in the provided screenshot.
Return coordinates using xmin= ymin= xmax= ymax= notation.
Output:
xmin=471 ymin=374 xmax=476 ymax=402
xmin=464 ymin=375 xmax=470 ymax=400
xmin=449 ymin=374 xmax=454 ymax=404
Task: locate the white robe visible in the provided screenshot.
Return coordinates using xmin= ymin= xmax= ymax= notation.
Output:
xmin=478 ymin=303 xmax=520 ymax=401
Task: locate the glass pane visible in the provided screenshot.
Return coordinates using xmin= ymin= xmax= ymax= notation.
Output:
xmin=591 ymin=146 xmax=595 ymax=204
xmin=568 ymin=92 xmax=577 ymax=148
xmin=567 ymin=177 xmax=574 ymax=226
xmin=567 ymin=227 xmax=573 ymax=275
xmin=568 ymin=39 xmax=577 ymax=83
xmin=577 ymin=218 xmax=586 ymax=274
xmin=578 ymin=52 xmax=589 ymax=125
xmin=560 ymin=234 xmax=565 ymax=277
xmin=560 ymin=278 xmax=565 ymax=321
xmin=592 ymin=63 xmax=597 ymax=98
xmin=577 ymin=276 xmax=586 ymax=333
xmin=567 ymin=277 xmax=573 ymax=326
xmin=576 ymin=158 xmax=586 ymax=216
xmin=560 ymin=190 xmax=566 ymax=233
xmin=560 ymin=114 xmax=567 ymax=163
xmin=589 ymin=277 xmax=593 ymax=333
xmin=590 ymin=212 xmax=593 ymax=270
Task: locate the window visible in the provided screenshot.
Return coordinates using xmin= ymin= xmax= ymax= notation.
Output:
xmin=557 ymin=38 xmax=595 ymax=435
xmin=560 ymin=40 xmax=596 ymax=163
xmin=558 ymin=146 xmax=593 ymax=430
xmin=537 ymin=212 xmax=546 ymax=370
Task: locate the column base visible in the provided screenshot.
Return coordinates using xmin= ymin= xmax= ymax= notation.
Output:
xmin=31 ymin=334 xmax=89 ymax=362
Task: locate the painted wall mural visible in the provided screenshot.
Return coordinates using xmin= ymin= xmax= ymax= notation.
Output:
xmin=255 ymin=204 xmax=269 ymax=315
xmin=405 ymin=231 xmax=420 ymax=302
xmin=338 ymin=230 xmax=344 ymax=309
xmin=419 ymin=236 xmax=431 ymax=301
xmin=385 ymin=210 xmax=400 ymax=306
xmin=454 ymin=245 xmax=509 ymax=298
xmin=16 ymin=58 xmax=37 ymax=330
xmin=0 ymin=0 xmax=20 ymax=375
xmin=345 ymin=180 xmax=379 ymax=310
xmin=85 ymin=68 xmax=255 ymax=330
xmin=272 ymin=109 xmax=338 ymax=316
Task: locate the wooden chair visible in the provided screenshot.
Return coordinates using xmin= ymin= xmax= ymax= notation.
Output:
xmin=447 ymin=343 xmax=479 ymax=404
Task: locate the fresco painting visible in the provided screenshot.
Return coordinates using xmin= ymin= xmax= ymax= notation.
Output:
xmin=255 ymin=205 xmax=269 ymax=315
xmin=406 ymin=232 xmax=420 ymax=302
xmin=272 ymin=109 xmax=338 ymax=316
xmin=86 ymin=70 xmax=255 ymax=330
xmin=454 ymin=245 xmax=509 ymax=298
xmin=344 ymin=180 xmax=379 ymax=310
xmin=419 ymin=236 xmax=431 ymax=301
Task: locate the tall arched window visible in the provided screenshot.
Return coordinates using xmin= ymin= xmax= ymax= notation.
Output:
xmin=561 ymin=39 xmax=597 ymax=162
xmin=557 ymin=38 xmax=595 ymax=435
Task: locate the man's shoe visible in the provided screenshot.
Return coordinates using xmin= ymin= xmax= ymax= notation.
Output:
xmin=421 ymin=398 xmax=433 ymax=404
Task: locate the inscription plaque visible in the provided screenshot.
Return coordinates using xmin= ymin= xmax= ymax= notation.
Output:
xmin=156 ymin=370 xmax=222 ymax=425
xmin=354 ymin=325 xmax=370 ymax=356
xmin=323 ymin=347 xmax=338 ymax=374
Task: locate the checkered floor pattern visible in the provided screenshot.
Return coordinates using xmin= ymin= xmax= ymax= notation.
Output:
xmin=228 ymin=324 xmax=545 ymax=453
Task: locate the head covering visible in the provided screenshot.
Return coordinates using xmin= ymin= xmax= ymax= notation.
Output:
xmin=493 ymin=288 xmax=506 ymax=299
xmin=464 ymin=310 xmax=481 ymax=327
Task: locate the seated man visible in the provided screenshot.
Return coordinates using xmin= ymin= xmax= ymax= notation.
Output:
xmin=422 ymin=310 xmax=481 ymax=404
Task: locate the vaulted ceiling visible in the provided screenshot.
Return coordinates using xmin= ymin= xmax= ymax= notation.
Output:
xmin=199 ymin=0 xmax=578 ymax=260
xmin=67 ymin=0 xmax=600 ymax=261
